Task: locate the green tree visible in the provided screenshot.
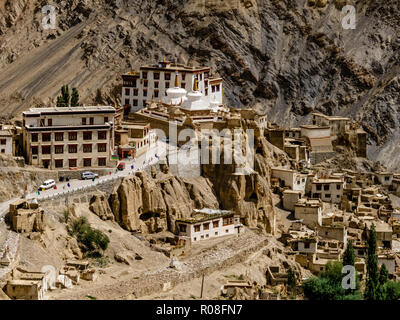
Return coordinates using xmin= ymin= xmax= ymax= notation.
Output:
xmin=56 ymin=95 xmax=65 ymax=107
xmin=71 ymin=87 xmax=79 ymax=107
xmin=287 ymin=268 xmax=297 ymax=294
xmin=384 ymin=281 xmax=400 ymax=300
xmin=343 ymin=240 xmax=355 ymax=267
xmin=376 ymin=264 xmax=389 ymax=300
xmin=56 ymin=85 xmax=70 ymax=107
xmin=365 ymin=223 xmax=379 ymax=300
xmin=303 ymin=260 xmax=362 ymax=300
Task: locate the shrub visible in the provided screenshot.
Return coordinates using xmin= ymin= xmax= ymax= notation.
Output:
xmin=68 ymin=217 xmax=110 ymax=256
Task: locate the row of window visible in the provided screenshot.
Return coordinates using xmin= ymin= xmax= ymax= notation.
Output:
xmin=31 ymin=131 xmax=108 ymax=142
xmin=31 ymin=143 xmax=107 ymax=155
xmin=313 ymin=193 xmax=341 ymax=199
xmin=42 ymin=158 xmax=107 ymax=168
xmin=192 ymin=229 xmax=230 ymax=241
xmin=315 ymin=184 xmax=342 ymax=191
xmin=39 ymin=117 xmax=109 ymax=127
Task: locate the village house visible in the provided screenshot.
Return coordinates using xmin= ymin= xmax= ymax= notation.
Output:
xmin=294 ymin=198 xmax=323 ymax=228
xmin=288 ymin=237 xmax=318 ymax=254
xmin=375 ymin=171 xmax=393 ymax=187
xmin=0 ymin=125 xmax=14 ymax=155
xmin=115 ymin=122 xmax=157 ymax=159
xmin=175 ymin=209 xmax=243 ymax=244
xmin=271 ymin=167 xmax=307 ymax=193
xmin=300 ymin=125 xmax=334 ymax=164
xmin=311 ymin=177 xmax=345 ymax=204
xmin=282 ymin=190 xmax=302 ymax=211
xmin=5 ymin=280 xmax=44 ymax=300
xmin=8 ymin=199 xmax=44 ymax=233
xmin=22 ymin=106 xmax=116 ymax=169
xmin=317 ymin=223 xmax=347 ymax=243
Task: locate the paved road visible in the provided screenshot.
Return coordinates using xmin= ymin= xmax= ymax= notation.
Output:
xmin=0 ymin=141 xmax=170 ymax=219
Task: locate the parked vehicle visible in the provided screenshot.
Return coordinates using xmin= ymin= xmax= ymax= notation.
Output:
xmin=39 ymin=179 xmax=56 ymax=190
xmin=81 ymin=171 xmax=99 ymax=180
xmin=117 ymin=162 xmax=125 ymax=171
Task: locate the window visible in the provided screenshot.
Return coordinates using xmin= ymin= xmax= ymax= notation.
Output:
xmin=205 ymin=88 xmax=208 ymax=96
xmin=165 ymin=73 xmax=171 ymax=80
xmin=143 ymin=89 xmax=147 ymax=97
xmin=55 ymin=159 xmax=63 ymax=168
xmin=199 ymin=73 xmax=203 ymax=81
xmin=181 ymin=82 xmax=185 ymax=88
xmin=212 ymin=86 xmax=216 ymax=93
xmin=385 ymin=176 xmax=390 ymax=181
xmin=40 ymin=119 xmax=45 ymax=127
xmin=125 ymin=88 xmax=130 ymax=95
xmin=98 ymin=143 xmax=107 ymax=152
xmin=42 ymin=133 xmax=51 ymax=142
xmin=98 ymin=158 xmax=106 ymax=166
xmin=42 ymin=146 xmax=51 ymax=154
xmin=325 ymin=194 xmax=331 ymax=198
xmin=0 ymin=139 xmax=6 ymax=145
xmin=179 ymin=224 xmax=187 ymax=233
xmin=48 ymin=119 xmax=52 ymax=126
xmin=125 ymin=99 xmax=130 ymax=105
xmin=203 ymin=223 xmax=210 ymax=230
xmin=83 ymin=144 xmax=92 ymax=153
xmin=104 ymin=117 xmax=108 ymax=123
xmin=55 ymin=145 xmax=63 ymax=154
xmin=223 ymin=217 xmax=234 ymax=226
xmin=225 ymin=229 xmax=229 ymax=233
xmin=215 ymin=232 xmax=218 ymax=236
xmin=133 ymin=79 xmax=137 ymax=87
xmin=213 ymin=220 xmax=219 ymax=228
xmin=154 ymin=81 xmax=159 ymax=89
xmin=55 ymin=132 xmax=64 ymax=141
xmin=154 ymin=72 xmax=160 ymax=80
xmin=304 ymin=242 xmax=310 ymax=249
xmin=31 ymin=146 xmax=38 ymax=155
xmin=316 ymin=184 xmax=322 ymax=191
xmin=324 ymin=184 xmax=330 ymax=191
xmin=193 ymin=237 xmax=197 ymax=241
xmin=154 ymin=90 xmax=159 ymax=98
xmin=69 ymin=159 xmax=77 ymax=168
xmin=165 ymin=82 xmax=170 ymax=88
xmin=143 ymin=100 xmax=146 ymax=106
xmin=144 ymin=80 xmax=148 ymax=88
xmin=98 ymin=131 xmax=107 ymax=140
xmin=133 ymin=89 xmax=138 ymax=96
xmin=82 ymin=118 xmax=86 ymax=125
xmin=83 ymin=158 xmax=91 ymax=167
xmin=68 ymin=145 xmax=77 ymax=153
xmin=83 ymin=131 xmax=92 ymax=140
xmin=68 ymin=132 xmax=77 ymax=141
xmin=133 ymin=99 xmax=138 ymax=106
xmin=31 ymin=133 xmax=38 ymax=142
xmin=142 ymin=72 xmax=147 ymax=79
xmin=216 ymin=84 xmax=220 ymax=92
xmin=194 ymin=225 xmax=201 ymax=232
xmin=89 ymin=117 xmax=94 ymax=125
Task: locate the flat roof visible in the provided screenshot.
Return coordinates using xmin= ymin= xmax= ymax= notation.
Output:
xmin=300 ymin=125 xmax=330 ymax=130
xmin=313 ymin=178 xmax=343 ymax=183
xmin=23 ymin=106 xmax=115 ymax=116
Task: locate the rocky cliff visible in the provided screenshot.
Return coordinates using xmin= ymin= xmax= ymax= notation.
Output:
xmin=1 ymin=0 xmax=400 ymax=168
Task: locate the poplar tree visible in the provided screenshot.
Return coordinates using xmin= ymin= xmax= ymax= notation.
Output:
xmin=343 ymin=240 xmax=355 ymax=267
xmin=365 ymin=224 xmax=379 ymax=300
xmin=71 ymin=87 xmax=79 ymax=107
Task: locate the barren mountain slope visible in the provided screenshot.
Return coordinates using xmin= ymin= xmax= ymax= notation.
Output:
xmin=0 ymin=0 xmax=400 ymax=168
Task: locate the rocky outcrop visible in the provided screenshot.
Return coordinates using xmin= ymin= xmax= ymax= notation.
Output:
xmin=89 ymin=191 xmax=114 ymax=221
xmin=110 ymin=171 xmax=219 ymax=233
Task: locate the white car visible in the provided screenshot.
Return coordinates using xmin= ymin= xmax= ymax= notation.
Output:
xmin=81 ymin=171 xmax=99 ymax=180
xmin=39 ymin=179 xmax=56 ymax=190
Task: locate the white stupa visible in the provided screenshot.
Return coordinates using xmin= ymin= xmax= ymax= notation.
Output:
xmin=164 ymin=71 xmax=187 ymax=105
xmin=181 ymin=78 xmax=208 ymax=111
